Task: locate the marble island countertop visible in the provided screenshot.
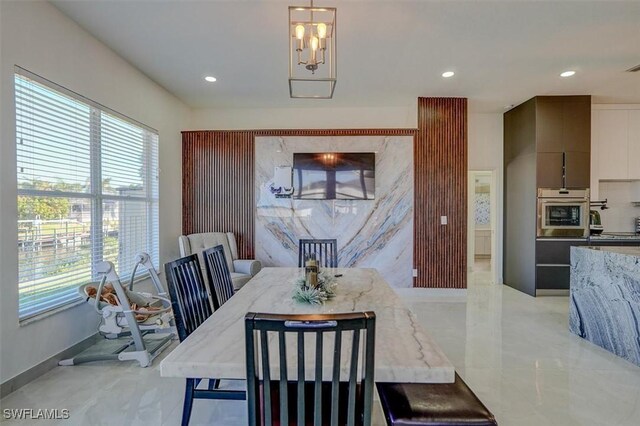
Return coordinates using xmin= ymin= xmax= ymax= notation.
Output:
xmin=570 ymin=246 xmax=640 ymax=366
xmin=583 ymin=245 xmax=640 ymax=257
xmin=588 ymin=233 xmax=640 ymax=241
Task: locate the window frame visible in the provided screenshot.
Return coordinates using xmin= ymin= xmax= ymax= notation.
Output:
xmin=15 ymin=66 xmax=160 ymax=322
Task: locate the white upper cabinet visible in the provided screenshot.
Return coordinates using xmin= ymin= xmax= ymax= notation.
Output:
xmin=593 ymin=107 xmax=640 ymax=183
xmin=628 ymin=110 xmax=640 ymax=180
xmin=595 ymin=109 xmax=629 ymax=180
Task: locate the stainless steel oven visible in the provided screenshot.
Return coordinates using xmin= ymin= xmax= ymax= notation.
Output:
xmin=537 ymin=188 xmax=589 ymax=237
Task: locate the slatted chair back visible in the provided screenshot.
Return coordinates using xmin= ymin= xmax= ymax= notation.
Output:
xmin=245 ymin=312 xmax=376 ymax=426
xmin=165 ymin=254 xmax=213 ymax=342
xmin=203 ymin=244 xmax=236 ymax=310
xmin=298 ymin=239 xmax=338 ymax=268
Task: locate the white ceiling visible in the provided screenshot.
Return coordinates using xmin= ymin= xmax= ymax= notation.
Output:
xmin=51 ymin=0 xmax=640 ymax=112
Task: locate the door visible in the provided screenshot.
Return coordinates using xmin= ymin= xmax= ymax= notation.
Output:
xmin=468 ymin=170 xmax=499 ymax=283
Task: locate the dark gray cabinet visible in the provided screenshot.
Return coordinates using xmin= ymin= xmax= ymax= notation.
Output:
xmin=535 ymin=239 xmax=640 ymax=290
xmin=536 ymin=152 xmax=564 ymax=188
xmin=563 ymin=100 xmax=591 ymax=152
xmin=536 ymin=98 xmax=564 ymax=153
xmin=534 ymin=96 xmax=591 ymax=188
xmin=565 ymin=151 xmax=591 ymax=188
xmin=505 ymin=95 xmax=592 ymax=297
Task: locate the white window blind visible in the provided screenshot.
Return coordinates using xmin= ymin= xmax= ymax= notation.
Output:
xmin=15 ymin=66 xmax=159 ymax=321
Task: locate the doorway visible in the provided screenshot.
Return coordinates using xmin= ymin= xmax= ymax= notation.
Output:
xmin=468 ymin=170 xmax=498 ymax=284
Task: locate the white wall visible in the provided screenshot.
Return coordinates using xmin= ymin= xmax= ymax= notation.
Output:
xmin=0 ymin=1 xmax=190 ymax=383
xmin=468 ymin=113 xmax=504 ymax=284
xmin=190 ymin=106 xmax=417 ymax=130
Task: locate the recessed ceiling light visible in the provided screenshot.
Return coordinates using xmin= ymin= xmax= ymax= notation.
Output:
xmin=204 ymin=76 xmax=217 ymax=82
xmin=560 ymin=71 xmax=576 ymax=78
xmin=442 ymin=71 xmax=455 ymax=78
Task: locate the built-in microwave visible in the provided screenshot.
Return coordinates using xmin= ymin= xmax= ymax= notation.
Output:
xmin=537 ymin=188 xmax=590 ymax=238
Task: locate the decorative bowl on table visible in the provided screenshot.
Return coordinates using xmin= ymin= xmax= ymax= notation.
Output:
xmin=292 ymin=270 xmax=338 ymax=305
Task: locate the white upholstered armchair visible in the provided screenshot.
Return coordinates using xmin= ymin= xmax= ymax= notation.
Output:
xmin=178 ymin=232 xmax=261 ymax=290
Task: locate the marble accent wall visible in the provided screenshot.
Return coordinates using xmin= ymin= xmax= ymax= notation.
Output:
xmin=255 ymin=136 xmax=414 ymax=287
xmin=569 ymin=246 xmax=640 ymax=366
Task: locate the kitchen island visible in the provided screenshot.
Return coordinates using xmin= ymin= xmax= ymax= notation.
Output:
xmin=569 ymin=246 xmax=640 ymax=366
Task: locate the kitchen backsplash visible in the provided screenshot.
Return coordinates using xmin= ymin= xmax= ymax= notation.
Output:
xmin=598 ymin=181 xmax=640 ymax=233
xmin=475 ymin=192 xmax=491 ymax=226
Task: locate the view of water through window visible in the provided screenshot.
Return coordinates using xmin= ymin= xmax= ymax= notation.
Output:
xmin=15 ymin=69 xmax=159 ymax=320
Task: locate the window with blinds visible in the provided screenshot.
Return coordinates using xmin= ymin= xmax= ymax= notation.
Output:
xmin=15 ymin=67 xmax=159 ymax=321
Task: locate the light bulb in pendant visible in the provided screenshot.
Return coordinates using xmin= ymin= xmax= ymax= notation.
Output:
xmin=295 ymin=24 xmax=305 ymax=40
xmin=317 ymin=22 xmax=327 ymax=39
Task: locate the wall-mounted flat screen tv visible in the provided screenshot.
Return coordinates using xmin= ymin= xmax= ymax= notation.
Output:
xmin=293 ymin=152 xmax=375 ymax=200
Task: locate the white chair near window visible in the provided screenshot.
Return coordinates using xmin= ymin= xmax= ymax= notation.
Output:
xmin=178 ymin=232 xmax=261 ymax=291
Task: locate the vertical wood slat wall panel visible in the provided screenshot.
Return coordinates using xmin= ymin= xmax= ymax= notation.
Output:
xmin=182 ymin=131 xmax=255 ymax=259
xmin=414 ymin=98 xmax=468 ymax=288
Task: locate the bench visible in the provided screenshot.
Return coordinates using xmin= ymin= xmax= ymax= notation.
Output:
xmin=376 ymin=374 xmax=497 ymax=425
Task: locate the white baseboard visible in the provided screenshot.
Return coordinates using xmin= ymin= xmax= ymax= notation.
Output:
xmin=1 ymin=333 xmax=99 ymax=398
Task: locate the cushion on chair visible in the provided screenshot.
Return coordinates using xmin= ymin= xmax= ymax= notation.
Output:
xmin=230 ymin=272 xmax=252 ymax=291
xmin=233 ymin=259 xmax=262 ymax=277
xmin=376 ymin=374 xmax=497 ymax=426
xmin=178 ymin=232 xmax=235 ymax=272
xmin=226 ymin=232 xmax=240 ymax=260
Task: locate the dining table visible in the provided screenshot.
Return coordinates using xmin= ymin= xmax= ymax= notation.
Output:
xmin=160 ymin=267 xmax=455 ymax=384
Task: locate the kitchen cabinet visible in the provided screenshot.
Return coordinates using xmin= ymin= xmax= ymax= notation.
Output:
xmin=563 ymin=100 xmax=591 ymax=152
xmin=629 ymin=110 xmax=640 ymax=180
xmin=504 ymin=96 xmax=591 ymax=298
xmin=537 ymin=152 xmax=564 ymax=188
xmin=535 ymin=96 xmax=591 ymax=188
xmin=536 ymin=239 xmax=587 ymax=290
xmin=535 ymin=238 xmax=640 ymax=290
xmin=474 ymin=230 xmax=491 ymax=256
xmin=565 ymin=151 xmax=591 ymax=188
xmin=593 ymin=108 xmax=640 ymax=181
xmin=536 ymin=150 xmax=590 ymax=189
xmin=536 ymin=96 xmax=590 ymax=154
xmin=596 ymin=110 xmax=629 ymax=180
xmin=536 ymin=98 xmax=563 ymax=153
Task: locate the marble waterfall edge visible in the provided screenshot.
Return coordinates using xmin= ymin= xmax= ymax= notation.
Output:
xmin=255 ymin=136 xmax=414 ymax=288
xmin=569 ymin=246 xmax=640 ymax=367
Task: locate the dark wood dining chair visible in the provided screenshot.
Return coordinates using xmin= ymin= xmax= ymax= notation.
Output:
xmin=165 ymin=255 xmax=246 ymax=426
xmin=245 ymin=312 xmax=376 ymax=426
xmin=203 ymin=245 xmax=236 ymax=310
xmin=298 ymin=239 xmax=338 ymax=268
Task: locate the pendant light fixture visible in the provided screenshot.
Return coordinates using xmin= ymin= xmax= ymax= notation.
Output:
xmin=288 ymin=1 xmax=336 ymax=99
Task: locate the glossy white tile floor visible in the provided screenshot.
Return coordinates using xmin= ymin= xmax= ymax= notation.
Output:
xmin=3 ymin=265 xmax=640 ymax=425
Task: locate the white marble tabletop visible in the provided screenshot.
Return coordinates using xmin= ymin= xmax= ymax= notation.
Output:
xmin=160 ymin=267 xmax=455 ymax=383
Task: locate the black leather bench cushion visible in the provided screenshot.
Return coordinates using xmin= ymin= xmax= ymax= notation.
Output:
xmin=376 ymin=374 xmax=497 ymax=426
